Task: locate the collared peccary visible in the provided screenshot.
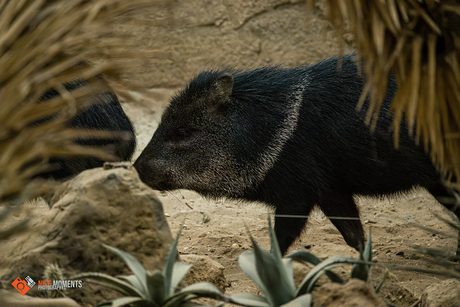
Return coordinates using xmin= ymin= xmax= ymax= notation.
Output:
xmin=134 ymin=55 xmax=459 ymax=255
xmin=35 ymin=77 xmax=136 ymax=180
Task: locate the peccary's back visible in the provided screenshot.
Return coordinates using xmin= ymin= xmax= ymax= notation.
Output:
xmin=250 ymin=56 xmax=440 ymax=205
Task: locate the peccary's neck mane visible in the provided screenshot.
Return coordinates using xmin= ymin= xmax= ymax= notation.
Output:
xmin=230 ymin=66 xmax=308 ymax=192
xmin=171 ymin=66 xmax=309 ymax=108
xmin=231 ymin=66 xmax=300 ymax=98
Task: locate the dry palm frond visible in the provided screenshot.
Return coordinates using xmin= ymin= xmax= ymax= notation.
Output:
xmin=387 ymin=214 xmax=460 ymax=278
xmin=319 ymin=0 xmax=460 ymax=190
xmin=0 ymin=0 xmax=160 ymax=201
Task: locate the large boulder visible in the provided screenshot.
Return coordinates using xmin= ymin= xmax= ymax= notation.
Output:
xmin=181 ymin=254 xmax=229 ymax=291
xmin=0 ymin=162 xmax=172 ymax=306
xmin=420 ymin=279 xmax=460 ymax=307
xmin=110 ymin=0 xmax=349 ymax=89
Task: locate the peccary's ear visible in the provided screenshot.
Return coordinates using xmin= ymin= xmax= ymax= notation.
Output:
xmin=208 ymin=73 xmax=233 ymax=104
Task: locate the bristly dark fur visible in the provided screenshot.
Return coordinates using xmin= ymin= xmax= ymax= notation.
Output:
xmin=135 ymin=55 xmax=459 ymax=255
xmin=35 ymin=78 xmax=136 ymax=180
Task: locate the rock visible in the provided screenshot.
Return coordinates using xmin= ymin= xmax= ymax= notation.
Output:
xmin=110 ymin=0 xmax=348 ymax=89
xmin=0 ymin=163 xmax=172 ymax=306
xmin=180 ymin=254 xmax=229 ymax=291
xmin=0 ymin=290 xmax=80 ymax=307
xmin=312 ymin=279 xmax=387 ymax=307
xmin=420 ymin=279 xmax=460 ymax=307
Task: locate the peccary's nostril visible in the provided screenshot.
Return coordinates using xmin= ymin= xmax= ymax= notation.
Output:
xmin=133 ymin=157 xmax=147 ymax=177
xmin=134 ymin=156 xmax=161 ymax=185
xmin=134 ymin=162 xmax=154 ymax=189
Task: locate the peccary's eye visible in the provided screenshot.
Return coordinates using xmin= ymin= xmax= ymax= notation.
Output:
xmin=174 ymin=128 xmax=192 ymax=141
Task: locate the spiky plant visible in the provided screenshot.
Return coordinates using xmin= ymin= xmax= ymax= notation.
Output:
xmin=287 ymin=229 xmax=374 ymax=294
xmin=72 ymin=226 xmax=231 ymax=307
xmin=317 ymin=0 xmax=460 ymax=191
xmin=43 ymin=263 xmax=67 ymax=298
xmin=233 ymin=217 xmax=374 ymax=307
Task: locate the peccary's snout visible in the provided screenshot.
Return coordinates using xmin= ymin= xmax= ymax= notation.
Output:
xmin=133 ymin=156 xmax=149 ymax=183
xmin=134 ymin=150 xmax=174 ymax=191
xmin=134 ymin=153 xmax=157 ymax=188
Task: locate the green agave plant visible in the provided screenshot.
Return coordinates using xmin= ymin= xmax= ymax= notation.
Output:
xmin=233 ymin=216 xmax=375 ymax=307
xmin=288 ymin=229 xmax=375 ymax=295
xmin=71 ymin=216 xmax=377 ymax=307
xmin=72 ymin=226 xmax=230 ymax=307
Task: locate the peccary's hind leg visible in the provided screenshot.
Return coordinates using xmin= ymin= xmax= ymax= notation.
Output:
xmin=428 ymin=185 xmax=460 ymax=257
xmin=274 ymin=204 xmax=315 ymax=255
xmin=318 ymin=194 xmax=365 ymax=253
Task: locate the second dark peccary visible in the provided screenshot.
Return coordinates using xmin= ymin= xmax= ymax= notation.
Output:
xmin=134 ymin=55 xmax=459 ymax=255
xmin=35 ymin=78 xmax=136 ymax=180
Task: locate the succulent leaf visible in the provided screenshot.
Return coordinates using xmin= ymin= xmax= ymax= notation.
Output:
xmin=240 ymin=234 xmax=295 ymax=306
xmin=164 ymin=224 xmax=184 ymax=297
xmin=71 ymin=272 xmax=144 ymax=298
xmin=163 ymin=282 xmax=228 ymax=307
xmin=287 ymin=250 xmax=344 ymax=284
xmin=170 ymin=261 xmax=193 ymax=294
xmin=279 ymin=293 xmax=312 ymax=307
xmin=103 ymin=244 xmax=148 ymax=295
xmin=297 ymin=255 xmax=351 ymax=295
xmin=117 ymin=274 xmax=148 ymax=294
xmin=229 ymin=292 xmax=270 ymax=307
xmin=351 ymin=229 xmax=373 ymax=281
xmin=178 ymin=282 xmax=228 ymax=300
xmin=146 ymin=270 xmax=166 ymax=304
xmin=111 ymin=296 xmax=150 ymax=307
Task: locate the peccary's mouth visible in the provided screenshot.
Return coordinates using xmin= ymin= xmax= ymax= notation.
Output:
xmin=152 ymin=181 xmax=175 ymax=192
xmin=137 ymin=175 xmax=176 ymax=191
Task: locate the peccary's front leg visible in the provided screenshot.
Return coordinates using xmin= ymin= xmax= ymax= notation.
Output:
xmin=274 ymin=204 xmax=315 ymax=255
xmin=318 ymin=193 xmax=365 ymax=253
xmin=274 ymin=215 xmax=308 ymax=255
